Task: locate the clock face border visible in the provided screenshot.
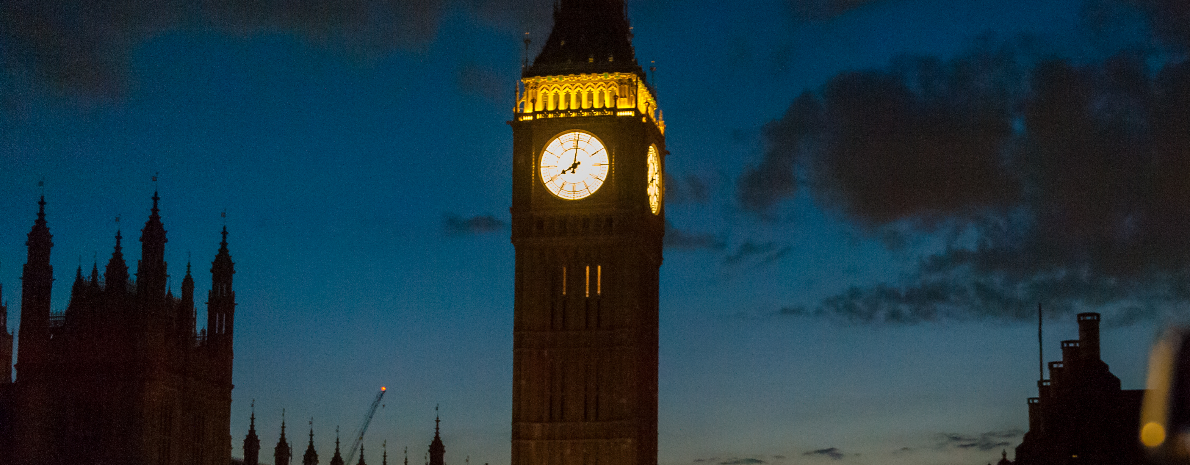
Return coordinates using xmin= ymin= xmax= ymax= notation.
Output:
xmin=647 ymin=144 xmax=662 ymax=215
xmin=539 ymin=130 xmax=610 ymax=201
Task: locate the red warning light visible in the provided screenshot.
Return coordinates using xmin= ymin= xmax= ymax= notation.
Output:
xmin=381 ymin=386 xmax=386 ymax=391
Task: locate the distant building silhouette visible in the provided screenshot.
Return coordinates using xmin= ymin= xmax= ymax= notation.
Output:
xmin=238 ymin=413 xmax=449 ymax=465
xmin=0 ymin=194 xmax=238 ymax=465
xmin=1013 ymin=312 xmax=1145 ymax=465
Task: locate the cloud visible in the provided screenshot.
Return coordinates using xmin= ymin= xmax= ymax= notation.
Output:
xmin=665 ymin=224 xmax=726 ymax=251
xmin=457 ymin=62 xmax=510 ymax=104
xmin=719 ymin=459 xmax=765 ymax=465
xmin=802 ymin=448 xmax=845 ymax=460
xmin=785 ymin=0 xmax=885 ymax=21
xmin=0 ymin=0 xmax=553 ymax=98
xmin=442 ymin=213 xmax=508 ymax=236
xmin=1123 ymin=0 xmax=1190 ymax=49
xmin=723 ymin=241 xmax=791 ymax=266
xmin=665 ymin=172 xmax=715 ymax=205
xmin=737 ymin=92 xmax=820 ymax=218
xmin=741 ymin=41 xmax=1024 ymax=227
xmin=934 ymin=430 xmax=1024 ymax=452
xmin=749 ymin=2 xmax=1190 ymax=322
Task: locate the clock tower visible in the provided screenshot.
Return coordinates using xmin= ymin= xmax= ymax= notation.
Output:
xmin=510 ymin=2 xmax=665 ymax=465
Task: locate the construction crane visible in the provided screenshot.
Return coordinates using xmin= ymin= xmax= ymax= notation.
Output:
xmin=346 ymin=386 xmax=387 ymax=465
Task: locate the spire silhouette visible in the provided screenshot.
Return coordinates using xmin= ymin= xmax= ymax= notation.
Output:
xmin=244 ymin=401 xmax=261 ymax=465
xmin=304 ymin=418 xmax=319 ymax=465
xmin=105 ymin=229 xmax=128 ymax=293
xmin=331 ymin=426 xmax=345 ymax=465
xmin=276 ymin=409 xmax=292 ymax=465
xmin=429 ymin=407 xmax=445 ymax=465
xmin=137 ymin=191 xmax=168 ymax=300
xmin=17 ymin=196 xmax=54 ymax=380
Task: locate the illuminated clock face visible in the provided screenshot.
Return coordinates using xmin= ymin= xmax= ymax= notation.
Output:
xmin=540 ymin=131 xmax=609 ymax=200
xmin=647 ymin=145 xmax=662 ymax=215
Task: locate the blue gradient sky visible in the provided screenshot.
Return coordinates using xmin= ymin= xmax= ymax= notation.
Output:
xmin=1 ymin=1 xmax=1183 ymax=464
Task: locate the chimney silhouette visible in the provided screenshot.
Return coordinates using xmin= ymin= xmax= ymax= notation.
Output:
xmin=1077 ymin=312 xmax=1100 ymax=362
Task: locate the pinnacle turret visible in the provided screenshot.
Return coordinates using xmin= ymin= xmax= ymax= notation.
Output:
xmin=331 ymin=427 xmax=345 ymax=465
xmin=179 ymin=262 xmax=196 ymax=338
xmin=208 ymin=226 xmax=236 ymax=350
xmin=25 ymin=196 xmax=53 ymax=261
xmin=428 ymin=408 xmax=445 ymax=465
xmin=304 ymin=418 xmax=320 ymax=465
xmin=276 ymin=410 xmax=292 ymax=465
xmin=17 ymin=196 xmax=54 ymax=381
xmin=244 ymin=402 xmax=261 ymax=465
xmin=137 ymin=191 xmax=168 ymax=300
xmin=105 ymin=230 xmax=129 ymax=293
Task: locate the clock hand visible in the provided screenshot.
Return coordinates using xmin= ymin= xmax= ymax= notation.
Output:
xmin=570 ymin=137 xmax=581 ymax=169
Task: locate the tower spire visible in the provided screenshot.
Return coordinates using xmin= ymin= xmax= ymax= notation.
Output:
xmin=304 ymin=417 xmax=319 ymax=465
xmin=244 ymin=400 xmax=262 ymax=465
xmin=17 ymin=195 xmax=54 ymax=381
xmin=331 ymin=426 xmax=345 ymax=465
xmin=525 ymin=0 xmax=640 ymax=77
xmin=208 ymin=225 xmax=236 ymax=354
xmin=137 ymin=191 xmax=168 ymax=301
xmin=276 ymin=409 xmax=292 ymax=465
xmin=428 ymin=407 xmax=445 ymax=465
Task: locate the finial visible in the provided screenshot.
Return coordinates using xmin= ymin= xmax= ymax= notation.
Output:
xmin=38 ymin=177 xmax=45 ymax=196
xmin=523 ymin=32 xmax=531 ymax=68
xmin=310 ymin=417 xmax=315 ymax=440
xmin=404 ymin=447 xmax=408 ymax=465
xmin=282 ymin=408 xmax=287 ymax=436
xmin=152 ymin=172 xmax=159 ymax=190
xmin=222 ymin=208 xmax=227 ymax=226
xmin=251 ymin=399 xmax=256 ymax=426
xmin=435 ymin=404 xmax=440 ymax=432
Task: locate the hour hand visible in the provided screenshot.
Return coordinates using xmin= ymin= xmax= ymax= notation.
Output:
xmin=563 ymin=160 xmax=581 ymax=174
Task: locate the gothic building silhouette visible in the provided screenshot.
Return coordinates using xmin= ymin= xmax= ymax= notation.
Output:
xmin=242 ymin=412 xmax=444 ymax=465
xmin=1012 ymin=312 xmax=1145 ymax=465
xmin=0 ymin=194 xmax=238 ymax=465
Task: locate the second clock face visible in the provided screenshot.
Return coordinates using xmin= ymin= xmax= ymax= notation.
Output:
xmin=647 ymin=145 xmax=662 ymax=215
xmin=540 ymin=131 xmax=609 ymax=200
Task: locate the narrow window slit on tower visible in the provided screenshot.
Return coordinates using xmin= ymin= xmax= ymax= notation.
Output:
xmin=597 ymin=265 xmax=602 ymax=295
xmin=562 ymin=266 xmax=567 ymax=296
xmin=585 ymin=265 xmax=590 ymax=298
